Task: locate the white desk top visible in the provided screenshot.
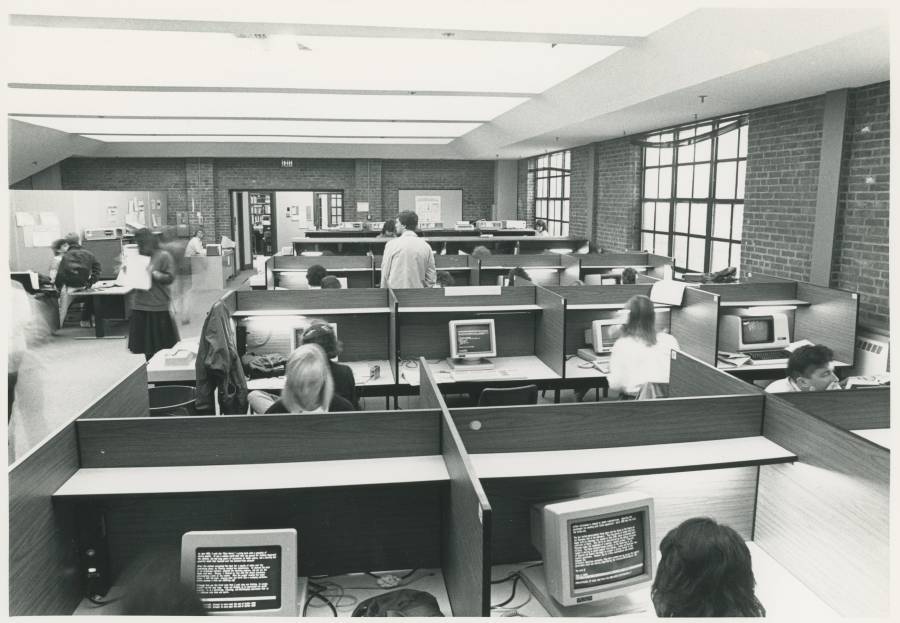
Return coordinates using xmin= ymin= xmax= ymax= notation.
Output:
xmin=567 ymin=303 xmax=669 ymax=310
xmin=398 ymin=304 xmax=540 ymax=313
xmin=719 ymin=299 xmax=810 ymax=307
xmin=470 ymin=437 xmax=796 ymax=480
xmin=490 ymin=542 xmax=837 ymax=618
xmin=399 ymin=355 xmax=560 ymax=387
xmin=246 ymin=360 xmax=395 ymax=391
xmin=233 ymin=307 xmax=389 ymax=317
xmin=565 ymin=356 xmax=609 ymax=379
xmin=54 ymin=455 xmax=449 ymax=497
xmin=718 ymin=359 xmax=850 ymax=373
xmin=68 ymin=281 xmax=133 ymax=296
xmin=851 ymin=428 xmax=891 ymax=449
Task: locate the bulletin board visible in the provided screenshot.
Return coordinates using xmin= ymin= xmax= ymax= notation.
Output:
xmin=398 ymin=189 xmax=462 ymax=225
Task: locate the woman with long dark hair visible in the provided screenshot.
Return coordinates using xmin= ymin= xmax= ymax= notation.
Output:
xmin=128 ymin=228 xmax=180 ymax=360
xmin=652 ymin=517 xmax=766 ymax=617
xmin=607 ymin=294 xmax=678 ymax=398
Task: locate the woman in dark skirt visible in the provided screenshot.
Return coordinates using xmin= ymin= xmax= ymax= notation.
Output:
xmin=128 ymin=228 xmax=180 ymax=360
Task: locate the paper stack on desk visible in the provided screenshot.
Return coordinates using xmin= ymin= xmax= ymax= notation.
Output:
xmin=717 ymin=351 xmax=751 ymax=367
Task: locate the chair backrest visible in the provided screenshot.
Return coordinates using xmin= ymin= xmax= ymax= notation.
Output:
xmin=477 ymin=384 xmax=539 ymax=407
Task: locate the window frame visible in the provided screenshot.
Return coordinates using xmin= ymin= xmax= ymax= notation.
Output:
xmin=529 ymin=149 xmax=571 ymax=237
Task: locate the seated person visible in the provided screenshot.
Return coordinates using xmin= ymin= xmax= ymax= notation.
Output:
xmin=621 ymin=267 xmax=638 ymax=284
xmin=470 ymin=245 xmax=492 ymax=259
xmin=435 ymin=270 xmax=456 ymax=288
xmin=534 ymin=219 xmax=551 ymax=237
xmin=765 ymin=344 xmax=840 ymax=393
xmin=249 ymin=344 xmax=354 ymax=414
xmin=320 ymin=275 xmax=342 ymax=289
xmin=378 ymin=220 xmax=397 ymax=238
xmin=652 ymin=517 xmax=765 ymax=617
xmin=507 ymin=266 xmax=532 ymax=285
xmin=306 ymin=264 xmax=327 ymax=288
xmin=608 ymin=295 xmax=679 ymax=399
xmin=299 ymin=320 xmax=359 ymax=409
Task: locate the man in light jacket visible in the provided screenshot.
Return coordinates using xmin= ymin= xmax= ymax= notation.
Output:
xmin=379 ymin=211 xmax=436 ymax=289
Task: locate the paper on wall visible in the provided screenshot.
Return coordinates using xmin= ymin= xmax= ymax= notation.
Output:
xmin=14 ymin=212 xmax=35 ymax=227
xmin=415 ymin=195 xmax=442 ymax=224
xmin=356 ymin=201 xmax=370 ymax=213
xmin=28 ymin=225 xmax=61 ymax=247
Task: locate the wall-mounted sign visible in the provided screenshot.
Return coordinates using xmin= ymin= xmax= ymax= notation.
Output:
xmin=281 ymin=159 xmax=293 ymax=168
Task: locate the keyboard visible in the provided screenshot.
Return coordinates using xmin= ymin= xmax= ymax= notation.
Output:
xmin=449 ymin=369 xmax=526 ymax=382
xmin=746 ymin=349 xmax=791 ymax=361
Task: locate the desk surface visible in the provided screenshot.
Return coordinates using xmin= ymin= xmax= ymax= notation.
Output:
xmin=399 ymin=355 xmax=559 ymax=387
xmin=490 ymin=542 xmax=837 ymax=618
xmin=246 ymin=360 xmax=395 ymax=391
xmin=565 ymin=356 xmax=608 ymax=379
xmin=470 ymin=437 xmax=796 ymax=480
xmin=717 ymin=359 xmax=850 ymax=373
xmin=851 ymin=428 xmax=891 ymax=449
xmin=68 ymin=280 xmax=132 ymax=296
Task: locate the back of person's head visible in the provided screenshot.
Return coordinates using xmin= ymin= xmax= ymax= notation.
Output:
xmin=381 ymin=220 xmax=397 ymax=235
xmin=64 ymin=232 xmax=81 ymax=247
xmin=622 ymin=294 xmax=657 ymax=345
xmin=435 ymin=271 xmax=455 ymax=287
xmin=283 ymin=343 xmax=334 ymax=412
xmin=320 ymin=275 xmax=342 ymax=289
xmin=51 ymin=238 xmax=69 ymax=255
xmin=397 ymin=210 xmax=418 ymax=231
xmin=120 ymin=552 xmax=207 ymax=616
xmin=300 ymin=321 xmax=341 ymax=359
xmin=786 ymin=344 xmax=836 ymax=391
xmin=507 ymin=266 xmax=531 ymax=284
xmin=471 ymin=245 xmax=492 ymax=259
xmin=652 ymin=517 xmax=765 ymax=617
xmin=134 ymin=228 xmax=159 ymax=256
xmin=307 ymin=264 xmax=327 ymax=287
xmin=621 ymin=267 xmax=638 ymax=284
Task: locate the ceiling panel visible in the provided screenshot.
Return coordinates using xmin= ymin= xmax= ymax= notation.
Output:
xmin=80 ymin=135 xmax=455 ymax=144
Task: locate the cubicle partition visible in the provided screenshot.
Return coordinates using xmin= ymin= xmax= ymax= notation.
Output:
xmin=670 ymin=286 xmax=720 ymax=365
xmin=578 ymin=252 xmax=672 ymax=284
xmin=794 ymin=282 xmax=859 ymax=365
xmin=478 ymin=254 xmax=579 ymax=287
xmin=293 ymin=235 xmax=587 ymax=257
xmin=755 ymin=394 xmax=890 ymax=616
xmin=778 ymin=386 xmax=889 ymax=442
xmin=373 ymin=253 xmax=478 ymax=287
xmin=668 ymin=349 xmax=762 ymax=398
xmin=266 ymin=254 xmax=374 ymax=289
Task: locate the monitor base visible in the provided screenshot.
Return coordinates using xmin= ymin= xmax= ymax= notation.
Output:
xmin=447 ymin=357 xmax=495 ymax=370
xmin=519 ymin=566 xmax=649 ymax=617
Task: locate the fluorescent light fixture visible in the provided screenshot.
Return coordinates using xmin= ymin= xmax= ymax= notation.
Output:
xmin=8 ymin=28 xmax=619 ymax=93
xmin=11 ymin=116 xmax=480 ymax=137
xmin=6 ymin=90 xmax=526 ymax=121
xmin=80 ymin=135 xmax=454 ymax=144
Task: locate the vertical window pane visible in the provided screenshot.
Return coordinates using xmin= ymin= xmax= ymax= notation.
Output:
xmin=564 ymin=151 xmax=571 ymax=169
xmin=688 ymin=239 xmax=706 ymax=272
xmin=738 ymin=126 xmax=748 ymax=158
xmin=644 ymin=168 xmax=659 ymax=199
xmin=736 ymin=161 xmax=746 ymax=199
xmin=657 ymin=167 xmax=672 ymax=199
xmin=551 ymin=152 xmax=563 ymax=168
xmin=538 ymin=155 xmax=548 ymax=168
xmin=713 ymin=203 xmax=732 ymax=239
xmin=710 ymin=241 xmax=730 ymax=272
xmin=678 ymin=139 xmax=694 ymax=163
xmin=674 ymin=202 xmax=689 ymax=233
xmin=642 ymin=202 xmax=655 ymax=230
xmin=694 ymin=137 xmax=711 ymax=162
xmin=693 ymin=163 xmax=710 ymax=198
xmin=654 ymin=234 xmax=669 ymax=256
xmin=537 ymin=177 xmax=548 ymax=197
xmin=645 ymin=147 xmax=660 ymax=167
xmin=673 ymin=235 xmax=688 ymax=268
xmin=655 ymin=202 xmax=671 ymax=233
xmin=689 ymin=203 xmax=708 ymax=236
xmin=562 ymin=200 xmax=570 ymax=222
xmin=718 ymin=128 xmax=739 ymax=159
xmin=550 ymin=176 xmax=560 ymax=197
xmin=659 ymin=146 xmax=674 ymax=166
xmin=715 ymin=162 xmax=737 ymax=199
xmin=642 ymin=233 xmax=654 ymax=252
xmin=563 ymin=176 xmax=570 ymax=197
xmin=536 ymin=200 xmax=547 ymax=218
xmin=676 ymin=165 xmax=693 ymax=198
xmin=562 ymin=222 xmax=569 ymax=236
xmin=731 ymin=204 xmax=744 ymax=240
xmin=731 ymin=243 xmax=742 ymax=269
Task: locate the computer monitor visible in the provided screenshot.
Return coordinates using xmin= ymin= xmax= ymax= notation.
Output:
xmin=292 ymin=322 xmax=339 ymax=355
xmin=585 ymin=319 xmax=624 ymax=354
xmin=448 ymin=318 xmax=497 ymax=368
xmin=525 ymin=492 xmax=655 ymax=613
xmin=180 ymin=528 xmax=299 ymax=616
xmin=718 ymin=313 xmax=789 ymax=352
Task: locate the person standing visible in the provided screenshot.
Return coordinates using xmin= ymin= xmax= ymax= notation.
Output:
xmin=379 ymin=211 xmax=436 ymax=288
xmin=185 ymin=229 xmax=206 ymax=256
xmin=55 ymin=233 xmax=102 ymax=328
xmin=127 ymin=229 xmax=180 ymax=360
xmin=48 ymin=238 xmax=70 ymax=282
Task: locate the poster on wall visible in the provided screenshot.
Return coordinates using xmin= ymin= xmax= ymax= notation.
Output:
xmin=415 ymin=195 xmax=442 ymax=223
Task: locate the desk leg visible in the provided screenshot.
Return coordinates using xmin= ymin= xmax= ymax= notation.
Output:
xmin=554 ymin=389 xmax=560 ymax=403
xmin=93 ymin=297 xmax=107 ymax=338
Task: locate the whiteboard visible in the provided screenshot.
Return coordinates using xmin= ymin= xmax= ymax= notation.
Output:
xmin=398 ymin=189 xmax=462 ymax=225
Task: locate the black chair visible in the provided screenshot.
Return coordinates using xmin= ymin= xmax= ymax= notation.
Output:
xmin=476 ymin=384 xmax=539 ymax=407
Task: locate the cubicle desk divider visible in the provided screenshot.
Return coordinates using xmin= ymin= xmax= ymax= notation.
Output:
xmin=794 ymin=282 xmax=859 ymax=365
xmin=267 ymin=254 xmax=374 ymax=289
xmin=533 ymin=286 xmax=566 ymax=378
xmin=578 ymin=252 xmax=672 ymax=284
xmin=375 ymin=254 xmax=477 ymax=287
xmin=668 ymin=349 xmax=762 ymax=398
xmin=778 ymin=386 xmax=889 ymax=432
xmin=294 ymin=236 xmax=587 ymax=257
xmin=698 ymin=278 xmax=797 ymax=303
xmin=477 ymin=254 xmax=578 ymax=287
xmin=671 ymin=287 xmax=720 ymax=366
xmin=420 ymin=360 xmax=493 ymax=616
xmin=756 ymin=394 xmax=890 ymax=616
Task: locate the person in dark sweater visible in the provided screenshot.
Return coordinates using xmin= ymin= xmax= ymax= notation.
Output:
xmin=298 ymin=320 xmax=359 ymax=409
xmin=263 ymin=344 xmax=354 ymax=414
xmin=306 ymin=264 xmax=327 ymax=288
xmin=127 ymin=229 xmax=179 ymax=360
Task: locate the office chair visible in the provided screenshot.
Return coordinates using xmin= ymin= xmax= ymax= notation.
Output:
xmin=477 ymin=384 xmax=539 ymax=407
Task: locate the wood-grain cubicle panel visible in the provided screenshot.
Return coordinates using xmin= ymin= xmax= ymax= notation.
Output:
xmin=434 ymin=254 xmax=476 ymax=286
xmin=76 ymin=410 xmax=440 ymax=468
xmin=534 ymin=286 xmax=565 ymax=377
xmin=668 ymin=350 xmax=762 ymax=398
xmin=546 ymin=284 xmax=652 ymax=304
xmin=420 ymin=361 xmax=492 ymax=616
xmin=273 ymin=254 xmax=374 ymax=289
xmin=479 ymin=254 xmax=566 ymax=287
xmin=392 ymin=285 xmax=535 ymax=309
xmin=235 ymin=288 xmax=388 ymax=312
xmin=778 ymin=387 xmax=889 ymax=430
xmin=698 ymin=280 xmax=797 ymax=302
xmin=452 ymin=396 xmax=764 ymax=455
xmin=399 ymin=312 xmax=535 ymax=360
xmin=671 ymin=286 xmax=720 ymax=365
xmin=8 ymin=422 xmax=83 ymax=615
xmin=580 ymin=252 xmax=651 ymax=267
xmin=560 ymin=254 xmax=580 ymax=285
xmin=388 ymin=289 xmax=399 ymax=381
xmin=219 ymin=288 xmax=238 ymax=315
xmin=646 ymin=253 xmax=674 ymax=278
xmin=77 ymin=362 xmax=149 ymax=419
xmin=794 ymin=282 xmax=859 ymax=365
xmin=755 ymin=395 xmax=889 ymax=616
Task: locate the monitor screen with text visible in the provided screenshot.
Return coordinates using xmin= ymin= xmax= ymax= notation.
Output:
xmin=453 ymin=321 xmax=494 ymax=357
xmin=194 ymin=546 xmax=282 ymax=613
xmin=569 ymin=511 xmax=647 ymax=589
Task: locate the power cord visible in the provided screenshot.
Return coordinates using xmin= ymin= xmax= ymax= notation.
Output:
xmin=304 ymin=581 xmax=338 ymax=617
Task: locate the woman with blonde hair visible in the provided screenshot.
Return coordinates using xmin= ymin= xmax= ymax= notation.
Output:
xmin=607 ymin=294 xmax=679 ymax=399
xmin=250 ymin=344 xmax=354 ymax=414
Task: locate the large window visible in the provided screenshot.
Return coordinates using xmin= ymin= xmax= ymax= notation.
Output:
xmin=640 ymin=116 xmax=747 ymax=273
xmin=327 ymin=192 xmax=344 ymax=226
xmin=531 ymin=150 xmax=571 ymax=236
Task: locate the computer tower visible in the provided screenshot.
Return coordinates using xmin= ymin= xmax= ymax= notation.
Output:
xmin=82 ymin=238 xmax=123 ymax=280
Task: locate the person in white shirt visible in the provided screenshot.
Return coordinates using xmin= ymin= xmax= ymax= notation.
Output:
xmin=534 ymin=219 xmax=551 ymax=237
xmin=607 ymin=295 xmax=679 ymax=399
xmin=184 ymin=229 xmax=205 ymax=257
xmin=765 ymin=344 xmax=841 ymax=393
xmin=380 ymin=211 xmax=436 ymax=288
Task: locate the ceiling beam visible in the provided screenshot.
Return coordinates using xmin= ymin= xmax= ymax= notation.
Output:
xmin=7 ymin=113 xmax=490 ymax=123
xmin=9 ymin=14 xmax=643 ymax=46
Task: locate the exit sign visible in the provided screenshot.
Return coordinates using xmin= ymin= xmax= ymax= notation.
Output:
xmin=281 ymin=159 xmax=293 ymax=168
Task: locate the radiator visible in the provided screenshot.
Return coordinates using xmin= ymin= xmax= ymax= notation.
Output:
xmin=850 ymin=331 xmax=890 ymax=376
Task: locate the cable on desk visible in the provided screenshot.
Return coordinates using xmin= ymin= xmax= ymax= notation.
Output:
xmin=86 ymin=595 xmax=120 ymax=607
xmin=491 ymin=562 xmax=543 ymax=584
xmin=492 ymin=591 xmax=533 ymax=616
xmin=492 ymin=575 xmax=522 ymax=608
xmin=304 ymin=582 xmax=338 ymax=617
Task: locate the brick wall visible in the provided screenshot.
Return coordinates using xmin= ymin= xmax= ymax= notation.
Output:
xmin=516 ymin=159 xmax=530 ymax=222
xmin=742 ymin=96 xmax=825 ymax=280
xmin=832 ymin=82 xmax=890 ymax=331
xmin=381 ymin=159 xmax=494 ymax=221
xmin=593 ymin=137 xmax=642 ymax=252
xmin=569 ymin=145 xmax=593 ymax=238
